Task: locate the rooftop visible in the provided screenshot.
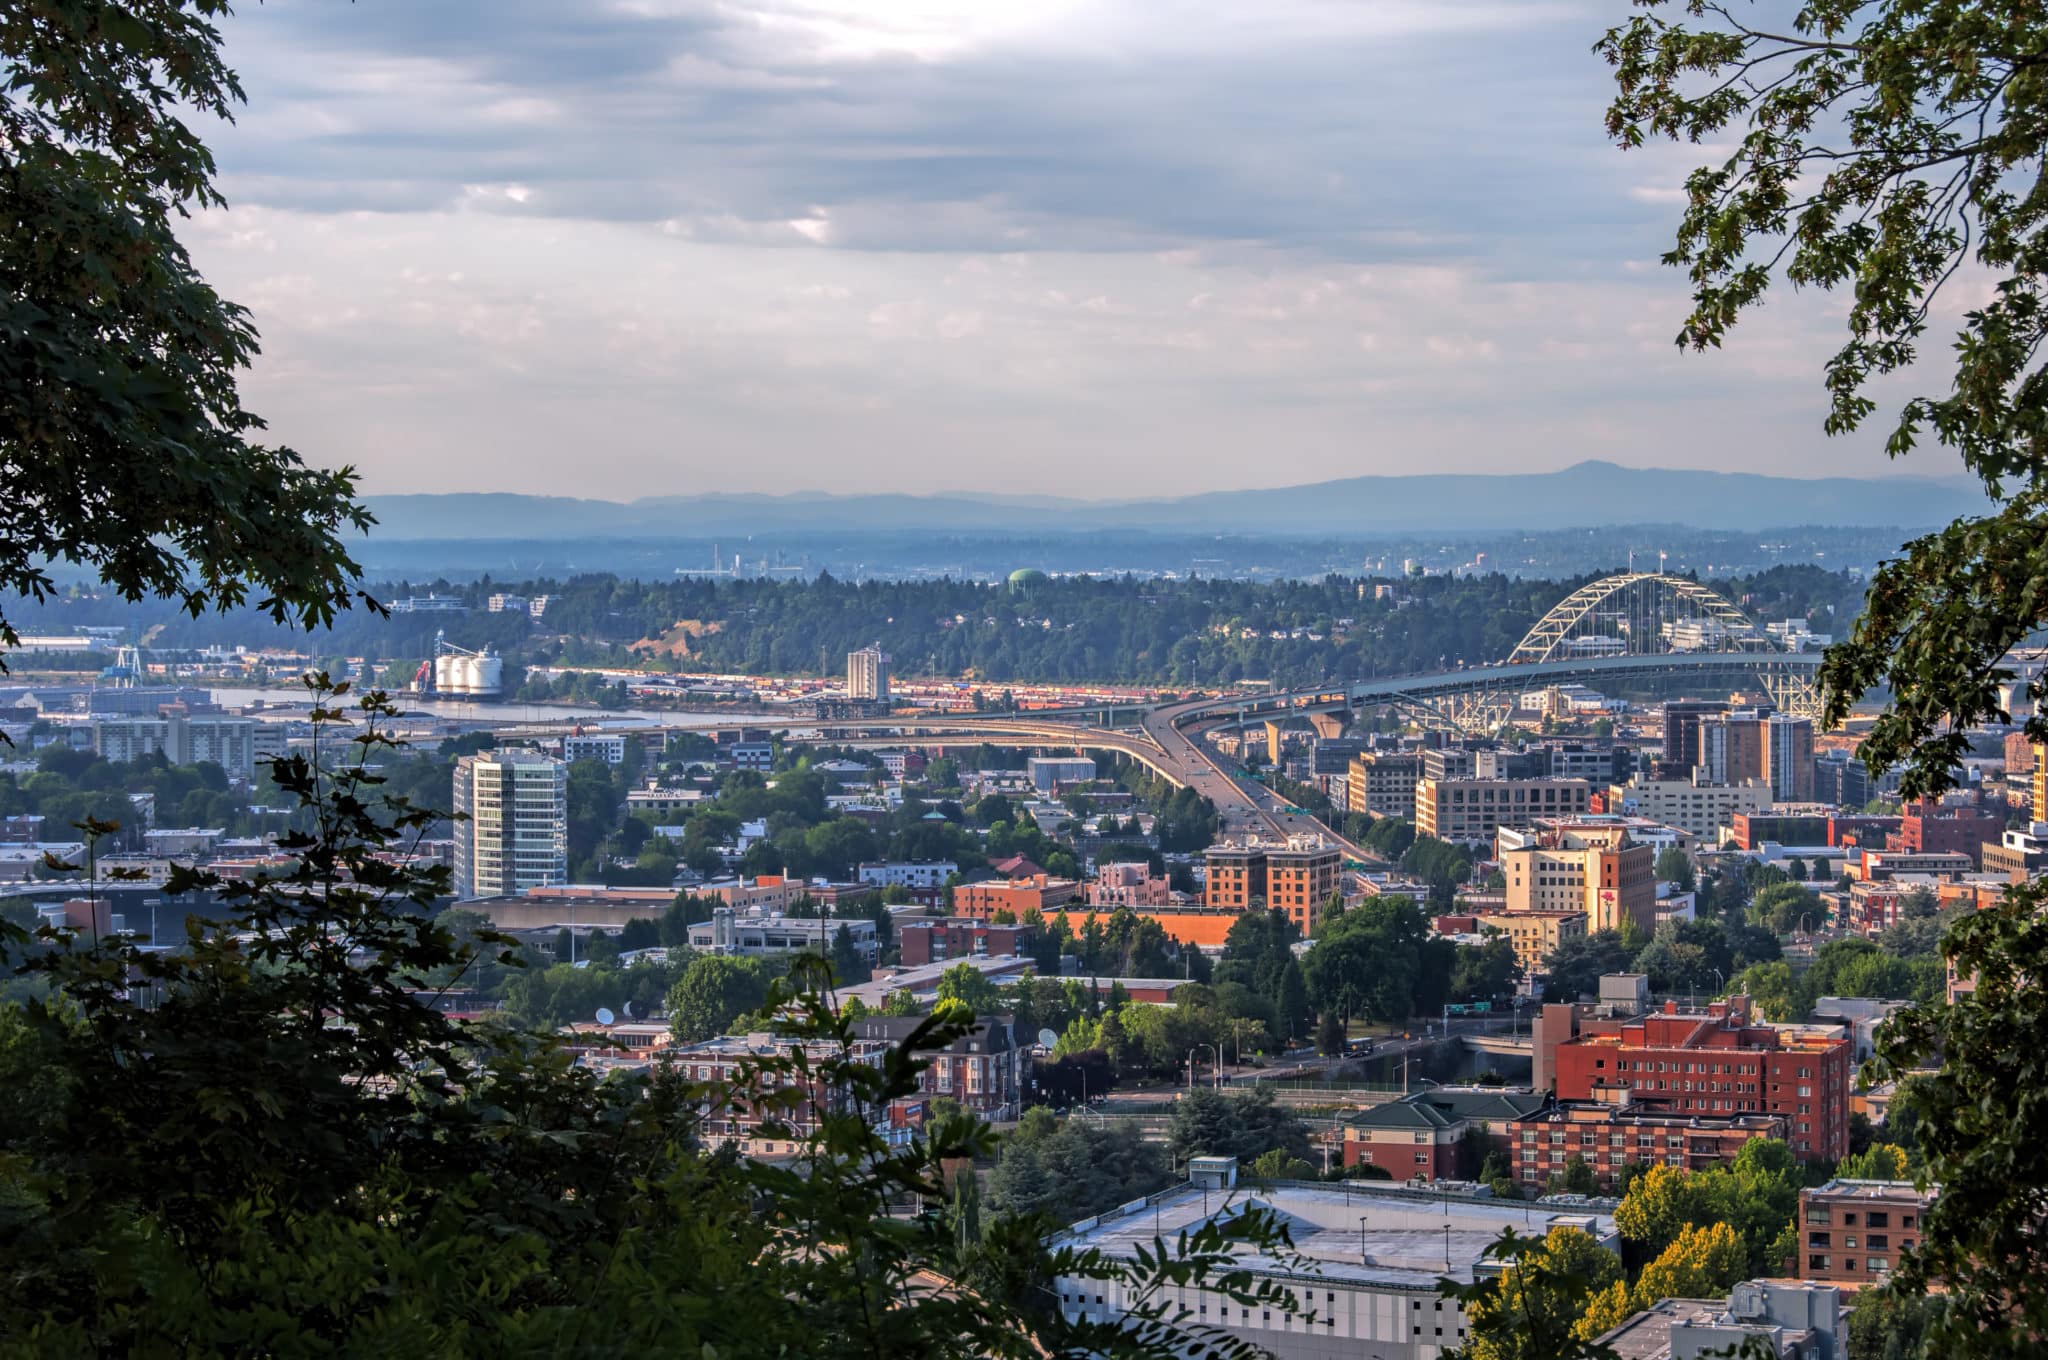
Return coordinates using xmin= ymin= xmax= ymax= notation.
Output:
xmin=1808 ymin=1177 xmax=1936 ymax=1203
xmin=1054 ymin=1177 xmax=1618 ymax=1292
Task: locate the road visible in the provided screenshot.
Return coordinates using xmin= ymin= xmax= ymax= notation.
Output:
xmin=1140 ymin=701 xmax=1381 ymax=862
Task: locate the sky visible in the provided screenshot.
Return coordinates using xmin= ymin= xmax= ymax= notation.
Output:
xmin=187 ymin=0 xmax=1964 ymax=499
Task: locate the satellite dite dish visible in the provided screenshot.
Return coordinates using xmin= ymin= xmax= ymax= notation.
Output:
xmin=595 ymin=1007 xmax=616 ymax=1027
xmin=1038 ymin=1028 xmax=1058 ymax=1050
xmin=621 ymin=1001 xmax=635 ymax=1019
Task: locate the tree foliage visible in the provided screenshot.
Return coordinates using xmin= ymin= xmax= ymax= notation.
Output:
xmin=0 ymin=0 xmax=372 ymax=648
xmin=0 ymin=681 xmax=1302 ymax=1357
xmin=1602 ymin=0 xmax=2048 ymax=798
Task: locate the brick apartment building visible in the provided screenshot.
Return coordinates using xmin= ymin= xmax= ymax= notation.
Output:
xmin=1799 ymin=1179 xmax=1935 ymax=1286
xmin=1339 ymin=1089 xmax=1546 ymax=1180
xmin=851 ymin=1015 xmax=1026 ymax=1118
xmin=1887 ymin=800 xmax=2002 ymax=867
xmin=1265 ymin=840 xmax=1341 ymax=936
xmin=1088 ymin=861 xmax=1173 ymax=907
xmin=1543 ymin=996 xmax=1853 ymax=1161
xmin=1507 ymin=1085 xmax=1788 ymax=1193
xmin=1202 ymin=843 xmax=1265 ymax=910
xmin=898 ymin=919 xmax=1036 ymax=967
xmin=670 ymin=1033 xmax=891 ymax=1158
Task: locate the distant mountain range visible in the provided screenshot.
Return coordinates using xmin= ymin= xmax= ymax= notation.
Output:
xmin=360 ymin=460 xmax=1989 ymax=541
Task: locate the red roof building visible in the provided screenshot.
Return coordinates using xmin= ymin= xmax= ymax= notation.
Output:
xmin=1548 ymin=996 xmax=1852 ymax=1162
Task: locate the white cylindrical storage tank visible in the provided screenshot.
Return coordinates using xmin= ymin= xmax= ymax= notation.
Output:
xmin=472 ymin=655 xmax=504 ymax=699
xmin=433 ymin=655 xmax=459 ymax=693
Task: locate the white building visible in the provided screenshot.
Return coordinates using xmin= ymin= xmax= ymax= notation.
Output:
xmin=563 ymin=733 xmax=628 ymax=767
xmin=847 ymin=644 xmax=890 ymax=702
xmin=688 ymin=906 xmax=879 ymax=961
xmin=453 ymin=752 xmax=568 ymax=900
xmin=1053 ymin=1160 xmax=1619 ymax=1360
xmin=1608 ymin=774 xmax=1773 ymax=841
xmin=92 ymin=713 xmax=261 ymax=780
xmin=1028 ymin=756 xmax=1096 ymax=794
xmin=487 ymin=593 xmax=529 ymax=614
xmin=857 ymin=860 xmax=958 ymax=890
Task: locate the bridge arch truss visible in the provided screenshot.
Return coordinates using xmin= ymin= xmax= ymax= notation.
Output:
xmin=1507 ymin=572 xmax=1772 ymax=667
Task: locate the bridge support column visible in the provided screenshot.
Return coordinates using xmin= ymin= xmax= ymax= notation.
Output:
xmin=1308 ymin=711 xmax=1346 ymax=740
xmin=1263 ymin=720 xmax=1284 ymax=766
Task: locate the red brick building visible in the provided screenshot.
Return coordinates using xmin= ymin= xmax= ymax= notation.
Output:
xmin=1548 ymin=996 xmax=1852 ymax=1161
xmin=1339 ymin=1089 xmax=1546 ymax=1180
xmin=1887 ymin=800 xmax=2002 ymax=868
xmin=1799 ymin=1179 xmax=1935 ymax=1286
xmin=1508 ymin=1085 xmax=1788 ymax=1193
xmin=898 ymin=919 xmax=1036 ymax=967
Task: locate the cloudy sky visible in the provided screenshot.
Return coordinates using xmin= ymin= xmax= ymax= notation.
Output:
xmin=189 ymin=0 xmax=1953 ymax=499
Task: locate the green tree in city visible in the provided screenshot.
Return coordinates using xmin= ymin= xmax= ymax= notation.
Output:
xmin=665 ymin=955 xmax=772 ymax=1042
xmin=1167 ymin=1089 xmax=1311 ymax=1167
xmin=1654 ymin=845 xmax=1695 ymax=894
xmin=1444 ymin=1225 xmax=1621 ymax=1360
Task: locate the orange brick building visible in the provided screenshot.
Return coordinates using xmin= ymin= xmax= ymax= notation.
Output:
xmin=953 ymin=875 xmax=1082 ymax=921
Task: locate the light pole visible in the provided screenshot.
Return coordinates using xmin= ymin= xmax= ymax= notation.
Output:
xmin=1188 ymin=1043 xmax=1218 ymax=1093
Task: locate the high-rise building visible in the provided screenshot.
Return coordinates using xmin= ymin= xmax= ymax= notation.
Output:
xmin=1661 ymin=700 xmax=1728 ymax=772
xmin=92 ymin=712 xmax=260 ymax=780
xmin=1762 ymin=715 xmax=1816 ymax=801
xmin=2034 ymin=743 xmax=2048 ymax=824
xmin=1813 ymin=753 xmax=1870 ymax=809
xmin=1699 ymin=715 xmax=1766 ymax=786
xmin=847 ymin=645 xmax=890 ymax=703
xmin=453 ymin=752 xmax=567 ymax=900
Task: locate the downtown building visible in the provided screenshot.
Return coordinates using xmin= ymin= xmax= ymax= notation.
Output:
xmin=1541 ymin=995 xmax=1852 ymax=1161
xmin=452 ymin=751 xmax=568 ymax=900
xmin=1201 ymin=836 xmax=1340 ymax=936
xmin=1414 ymin=776 xmax=1592 ymax=846
xmin=1499 ymin=818 xmax=1658 ymax=935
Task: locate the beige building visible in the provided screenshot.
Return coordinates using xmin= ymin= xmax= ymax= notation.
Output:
xmin=1346 ymin=751 xmax=1421 ymax=821
xmin=1476 ymin=908 xmax=1588 ymax=975
xmin=1502 ymin=821 xmax=1657 ymax=934
xmin=1415 ymin=777 xmax=1591 ymax=845
xmin=1606 ymin=773 xmax=1773 ymax=842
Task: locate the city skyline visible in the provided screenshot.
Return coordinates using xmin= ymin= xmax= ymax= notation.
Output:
xmin=187 ymin=0 xmax=1974 ymax=498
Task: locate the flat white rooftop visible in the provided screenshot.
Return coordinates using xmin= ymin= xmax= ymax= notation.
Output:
xmin=1055 ymin=1179 xmax=1619 ymax=1291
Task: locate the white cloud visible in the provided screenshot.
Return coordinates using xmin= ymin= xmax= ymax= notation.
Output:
xmin=182 ymin=0 xmax=1956 ymax=497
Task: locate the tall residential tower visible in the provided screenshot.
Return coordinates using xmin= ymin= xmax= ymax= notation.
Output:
xmin=847 ymin=644 xmax=891 ymax=703
xmin=453 ymin=752 xmax=568 ymax=900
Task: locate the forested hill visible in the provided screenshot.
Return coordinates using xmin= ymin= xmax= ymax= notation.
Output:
xmin=31 ymin=566 xmax=1870 ymax=690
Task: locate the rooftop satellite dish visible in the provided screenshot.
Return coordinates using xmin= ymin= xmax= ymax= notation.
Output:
xmin=1037 ymin=1028 xmax=1058 ymax=1050
xmin=595 ymin=1007 xmax=616 ymax=1027
xmin=621 ymin=1001 xmax=635 ymax=1019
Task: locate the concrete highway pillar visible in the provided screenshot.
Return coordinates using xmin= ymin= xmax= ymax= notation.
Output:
xmin=1263 ymin=720 xmax=1284 ymax=766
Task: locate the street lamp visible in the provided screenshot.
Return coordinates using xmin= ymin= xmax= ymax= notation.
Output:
xmin=1187 ymin=1043 xmax=1218 ymax=1093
